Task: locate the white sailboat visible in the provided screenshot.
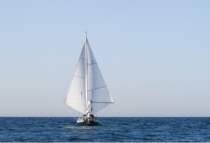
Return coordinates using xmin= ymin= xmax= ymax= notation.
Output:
xmin=64 ymin=33 xmax=114 ymax=126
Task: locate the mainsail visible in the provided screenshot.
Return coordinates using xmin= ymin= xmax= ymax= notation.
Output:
xmin=64 ymin=36 xmax=113 ymax=114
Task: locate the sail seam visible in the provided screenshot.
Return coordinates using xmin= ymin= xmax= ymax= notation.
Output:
xmin=74 ymin=76 xmax=85 ymax=79
xmin=87 ymin=63 xmax=97 ymax=66
xmin=88 ymin=86 xmax=107 ymax=91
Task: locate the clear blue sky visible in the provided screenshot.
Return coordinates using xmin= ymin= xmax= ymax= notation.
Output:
xmin=1 ymin=0 xmax=210 ymax=117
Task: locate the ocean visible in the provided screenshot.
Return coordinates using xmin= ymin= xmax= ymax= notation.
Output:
xmin=0 ymin=117 xmax=210 ymax=142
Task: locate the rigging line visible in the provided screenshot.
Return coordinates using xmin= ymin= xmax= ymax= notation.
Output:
xmin=63 ymin=105 xmax=77 ymax=121
xmin=104 ymin=104 xmax=113 ymax=116
xmin=85 ymin=33 xmax=88 ymax=109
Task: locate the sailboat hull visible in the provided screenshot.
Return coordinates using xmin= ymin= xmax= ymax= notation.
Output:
xmin=77 ymin=120 xmax=100 ymax=126
xmin=77 ymin=115 xmax=100 ymax=126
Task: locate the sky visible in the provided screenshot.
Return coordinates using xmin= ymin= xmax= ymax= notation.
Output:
xmin=0 ymin=0 xmax=210 ymax=117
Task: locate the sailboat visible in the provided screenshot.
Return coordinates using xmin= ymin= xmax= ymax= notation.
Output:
xmin=64 ymin=33 xmax=114 ymax=126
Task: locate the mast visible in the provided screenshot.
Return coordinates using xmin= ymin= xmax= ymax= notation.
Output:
xmin=64 ymin=33 xmax=114 ymax=116
xmin=85 ymin=32 xmax=88 ymax=111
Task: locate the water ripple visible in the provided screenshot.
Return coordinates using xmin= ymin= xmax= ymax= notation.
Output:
xmin=0 ymin=117 xmax=210 ymax=141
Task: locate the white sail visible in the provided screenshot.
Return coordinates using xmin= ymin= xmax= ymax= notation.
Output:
xmin=64 ymin=45 xmax=86 ymax=114
xmin=65 ymin=36 xmax=113 ymax=114
xmin=86 ymin=39 xmax=113 ymax=113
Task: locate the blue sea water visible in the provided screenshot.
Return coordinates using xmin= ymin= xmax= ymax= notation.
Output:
xmin=0 ymin=117 xmax=210 ymax=142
